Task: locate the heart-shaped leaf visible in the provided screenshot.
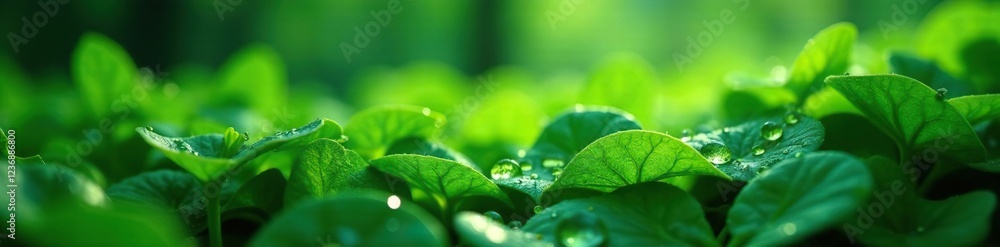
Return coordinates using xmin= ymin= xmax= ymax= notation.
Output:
xmin=786 ymin=22 xmax=856 ymax=98
xmin=826 ymin=74 xmax=986 ymax=163
xmin=284 ymin=139 xmax=389 ymax=207
xmin=523 ymin=107 xmax=642 ymax=180
xmin=106 ymin=170 xmax=207 ymax=232
xmin=250 ymin=192 xmax=450 ymax=247
xmin=948 ymin=94 xmax=1000 ymax=125
xmin=136 ymin=118 xmax=343 ymax=181
xmin=547 ymin=130 xmax=730 ymax=194
xmin=523 ymin=183 xmax=718 ymax=246
xmin=370 ymin=154 xmax=511 ymax=213
xmin=683 ymin=115 xmax=825 ymax=181
xmin=344 ymin=105 xmax=446 ymax=160
xmin=727 ymin=151 xmax=873 ymax=247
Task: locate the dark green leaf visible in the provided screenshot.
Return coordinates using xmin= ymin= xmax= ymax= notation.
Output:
xmin=250 ymin=192 xmax=449 ymax=247
xmin=224 ymin=169 xmax=286 ymax=217
xmin=684 ymin=115 xmax=825 ymax=181
xmin=948 ymin=94 xmax=1000 ymax=125
xmin=453 ymin=212 xmax=548 ymax=247
xmin=524 ymin=107 xmax=641 ymax=180
xmin=524 ymin=183 xmax=717 ymax=246
xmin=786 ymin=22 xmax=856 ymax=98
xmin=344 ymin=105 xmax=447 ymax=159
xmin=106 ymin=170 xmax=205 ymax=231
xmin=548 ymin=130 xmax=729 ymax=193
xmin=285 ymin=139 xmax=389 ymax=206
xmin=495 ymin=175 xmax=552 ymax=203
xmin=727 ymin=151 xmax=873 ymax=247
xmin=826 ymin=74 xmax=986 ymax=163
xmin=889 ymin=53 xmax=974 ymax=97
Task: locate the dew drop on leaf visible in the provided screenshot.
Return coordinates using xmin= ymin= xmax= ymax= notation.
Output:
xmin=752 ymin=145 xmax=765 ymax=156
xmin=761 ymin=121 xmax=783 ymax=141
xmin=144 ymin=126 xmax=154 ymax=131
xmin=484 ymin=211 xmax=503 ymax=223
xmin=490 ymin=159 xmax=522 ymax=179
xmin=529 ymin=173 xmax=539 ymax=179
xmin=507 ymin=220 xmax=523 ymax=230
xmin=552 ymin=167 xmax=564 ymax=177
xmin=556 ymin=212 xmax=608 ymax=247
xmin=542 ymin=158 xmax=564 ymax=168
xmin=519 ymin=161 xmax=533 ymax=172
xmin=699 ymin=142 xmax=732 ymax=165
xmin=241 ymin=131 xmax=250 ymax=141
xmin=784 ymin=113 xmax=799 ymax=125
xmin=421 ymin=107 xmax=432 ymax=116
xmin=533 ymin=206 xmax=544 ymax=214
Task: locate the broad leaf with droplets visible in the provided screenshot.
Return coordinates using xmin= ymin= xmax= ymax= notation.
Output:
xmin=284 ymin=139 xmax=389 ymax=207
xmin=136 ymin=118 xmax=344 ymax=181
xmin=826 ymin=74 xmax=986 ymax=163
xmin=947 ymin=94 xmax=1000 ymax=125
xmin=845 ymin=156 xmax=996 ymax=246
xmin=522 ymin=183 xmax=718 ymax=246
xmin=250 ymin=192 xmax=449 ymax=247
xmin=344 ymin=105 xmax=447 ymax=160
xmin=727 ymin=151 xmax=873 ymax=247
xmin=453 ymin=212 xmax=548 ymax=247
xmin=523 ymin=107 xmax=641 ymax=181
xmin=370 ymin=154 xmax=512 ymax=214
xmin=683 ymin=115 xmax=825 ymax=181
xmin=547 ymin=130 xmax=730 ymax=194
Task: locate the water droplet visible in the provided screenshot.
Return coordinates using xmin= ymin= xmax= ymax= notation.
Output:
xmin=699 ymin=142 xmax=732 ymax=165
xmin=339 ymin=134 xmax=350 ymax=142
xmin=533 ymin=206 xmax=544 ymax=214
xmin=542 ymin=158 xmax=564 ymax=168
xmin=490 ymin=159 xmax=522 ymax=179
xmin=241 ymin=132 xmax=250 ymax=141
xmin=556 ymin=212 xmax=607 ymax=247
xmin=144 ymin=126 xmax=154 ymax=131
xmin=916 ymin=226 xmax=925 ymax=233
xmin=752 ymin=145 xmax=765 ymax=156
xmin=723 ymin=127 xmax=731 ymax=133
xmin=517 ymin=149 xmax=527 ymax=158
xmin=784 ymin=113 xmax=799 ymax=125
xmin=484 ymin=211 xmax=503 ymax=223
xmin=550 ymin=212 xmax=558 ymax=218
xmin=530 ymin=173 xmax=539 ymax=179
xmin=681 ymin=129 xmax=691 ymax=137
xmin=507 ymin=220 xmax=523 ymax=230
xmin=782 ymin=223 xmax=797 ymax=235
xmin=935 ymin=88 xmax=947 ymax=99
xmin=289 ymin=128 xmax=297 ymax=133
xmin=421 ymin=107 xmax=432 ymax=116
xmin=760 ymin=122 xmax=783 ymax=141
xmin=520 ymin=162 xmax=533 ymax=172
xmin=552 ymin=167 xmax=564 ymax=177
xmin=794 ymin=152 xmax=803 ymax=158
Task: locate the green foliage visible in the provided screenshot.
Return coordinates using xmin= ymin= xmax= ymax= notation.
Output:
xmin=786 ymin=22 xmax=856 ymax=99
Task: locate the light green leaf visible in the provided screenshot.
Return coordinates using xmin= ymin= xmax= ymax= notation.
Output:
xmin=579 ymin=53 xmax=659 ymax=129
xmin=547 ymin=130 xmax=729 ymax=194
xmin=727 ymin=151 xmax=873 ymax=247
xmin=215 ymin=44 xmax=288 ymax=113
xmin=72 ymin=32 xmax=137 ymax=117
xmin=250 ymin=192 xmax=449 ymax=247
xmin=370 ymin=154 xmax=511 ymax=212
xmin=523 ymin=183 xmax=718 ymax=246
xmin=524 ymin=107 xmax=641 ymax=180
xmin=344 ymin=105 xmax=446 ymax=159
xmin=683 ymin=115 xmax=825 ymax=181
xmin=826 ymin=74 xmax=986 ymax=163
xmin=948 ymin=94 xmax=1000 ymax=125
xmin=454 ymin=212 xmax=548 ymax=247
xmin=21 ymin=203 xmax=192 ymax=247
xmin=495 ymin=175 xmax=552 ymax=204
xmin=284 ymin=139 xmax=389 ymax=207
xmin=136 ymin=118 xmax=343 ymax=181
xmin=4 ymin=159 xmax=107 ymax=221
xmin=846 ymin=156 xmax=996 ymax=246
xmin=786 ymin=22 xmax=856 ymax=98
xmin=916 ymin=0 xmax=1000 ymax=92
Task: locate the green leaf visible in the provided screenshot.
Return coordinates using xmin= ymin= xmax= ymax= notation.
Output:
xmin=523 ymin=183 xmax=717 ymax=246
xmin=819 ymin=114 xmax=898 ymax=159
xmin=21 ymin=203 xmax=192 ymax=247
xmin=786 ymin=22 xmax=856 ymax=98
xmin=370 ymin=154 xmax=511 ymax=212
xmin=548 ymin=130 xmax=729 ymax=194
xmin=826 ymin=74 xmax=986 ymax=163
xmin=453 ymin=212 xmax=548 ymax=247
xmin=215 ymin=44 xmax=288 ymax=113
xmin=845 ymin=156 xmax=996 ymax=246
xmin=136 ymin=118 xmax=343 ymax=181
xmin=72 ymin=32 xmax=137 ymax=117
xmin=223 ymin=169 xmax=286 ymax=219
xmin=495 ymin=176 xmax=552 ymax=204
xmin=524 ymin=107 xmax=641 ymax=180
xmin=386 ymin=137 xmax=479 ymax=172
xmin=250 ymin=192 xmax=449 ymax=247
xmin=889 ymin=53 xmax=974 ymax=97
xmin=579 ymin=53 xmax=659 ymax=129
xmin=344 ymin=105 xmax=447 ymax=159
xmin=683 ymin=115 xmax=825 ymax=181
xmin=105 ymin=170 xmax=205 ymax=231
xmin=4 ymin=159 xmax=107 ymax=220
xmin=947 ymin=94 xmax=1000 ymax=125
xmin=916 ymin=0 xmax=1000 ymax=92
xmin=727 ymin=151 xmax=873 ymax=247
xmin=284 ymin=139 xmax=389 ymax=207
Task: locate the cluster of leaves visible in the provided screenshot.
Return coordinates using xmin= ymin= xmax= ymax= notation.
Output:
xmin=4 ymin=1 xmax=1000 ymax=246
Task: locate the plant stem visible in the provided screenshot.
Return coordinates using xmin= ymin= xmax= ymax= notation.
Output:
xmin=208 ymin=185 xmax=223 ymax=247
